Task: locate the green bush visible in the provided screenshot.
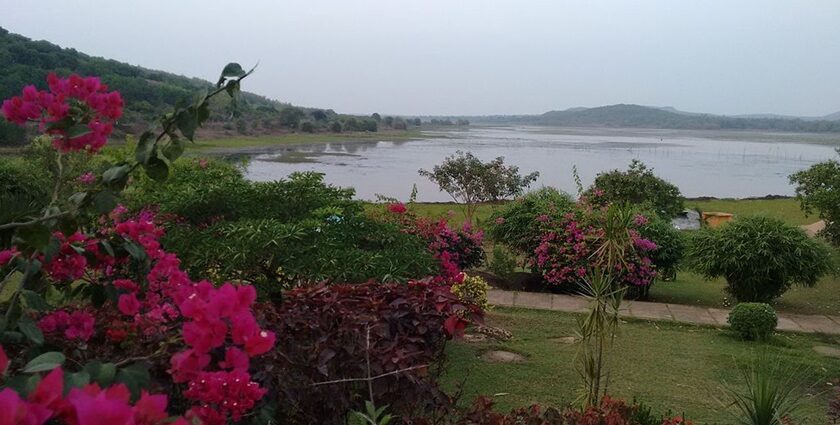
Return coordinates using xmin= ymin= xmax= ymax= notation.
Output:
xmin=686 ymin=216 xmax=834 ymax=303
xmin=488 ymin=245 xmax=517 ymax=279
xmin=126 ymin=158 xmax=436 ymax=290
xmin=727 ymin=303 xmax=777 ymax=340
xmin=638 ymin=216 xmax=685 ymax=281
xmin=790 ymin=158 xmax=840 ymax=245
xmin=486 ymin=187 xmax=574 ymax=254
xmin=585 ymin=160 xmax=684 ymax=218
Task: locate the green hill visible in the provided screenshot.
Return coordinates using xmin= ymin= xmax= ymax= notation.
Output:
xmin=0 ymin=27 xmax=381 ymax=145
xmin=533 ymin=104 xmax=840 ymax=132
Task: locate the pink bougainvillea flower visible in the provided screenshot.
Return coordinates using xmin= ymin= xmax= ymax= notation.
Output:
xmin=0 ymin=345 xmax=7 ymax=375
xmin=219 ymin=347 xmax=250 ymax=372
xmin=117 ymin=293 xmax=141 ymax=316
xmin=0 ymin=247 xmax=19 ymax=266
xmin=0 ymin=387 xmax=52 ymax=425
xmin=387 ymin=203 xmax=407 ymax=214
xmin=169 ymin=349 xmax=211 ymax=384
xmin=28 ymin=368 xmax=69 ymax=418
xmin=67 ymin=384 xmax=134 ymax=425
xmin=77 ymin=172 xmax=96 ymax=185
xmin=243 ymin=330 xmax=275 ymax=357
xmin=132 ymin=391 xmax=169 ymax=425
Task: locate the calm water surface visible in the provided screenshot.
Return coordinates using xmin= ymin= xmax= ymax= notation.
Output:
xmin=245 ymin=126 xmax=840 ymax=201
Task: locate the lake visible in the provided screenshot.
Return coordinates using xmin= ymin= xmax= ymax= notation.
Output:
xmin=244 ymin=126 xmax=840 ymax=202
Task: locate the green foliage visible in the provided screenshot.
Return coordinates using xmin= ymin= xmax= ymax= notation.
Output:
xmin=789 ymin=157 xmax=840 ymax=245
xmin=300 ymin=121 xmax=315 ymax=133
xmin=686 ymin=216 xmax=834 ymax=303
xmin=488 ymin=245 xmax=517 ymax=279
xmin=487 ymin=187 xmax=574 ymax=254
xmin=127 ymin=159 xmax=436 ymax=290
xmin=727 ymin=303 xmax=778 ymax=341
xmin=585 ymin=160 xmax=684 ymax=218
xmin=419 ymin=151 xmax=539 ymax=224
xmin=721 ymin=355 xmax=808 ymax=425
xmin=638 ymin=216 xmax=685 ymax=280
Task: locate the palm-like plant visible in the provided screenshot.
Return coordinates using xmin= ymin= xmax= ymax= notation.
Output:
xmin=721 ymin=354 xmax=808 ymax=425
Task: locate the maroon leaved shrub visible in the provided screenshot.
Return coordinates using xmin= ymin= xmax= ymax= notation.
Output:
xmin=253 ymin=280 xmax=481 ymax=424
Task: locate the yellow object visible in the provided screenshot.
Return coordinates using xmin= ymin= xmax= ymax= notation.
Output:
xmin=702 ymin=212 xmax=734 ymax=228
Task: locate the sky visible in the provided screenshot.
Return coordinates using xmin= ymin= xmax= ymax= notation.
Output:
xmin=2 ymin=0 xmax=840 ymax=117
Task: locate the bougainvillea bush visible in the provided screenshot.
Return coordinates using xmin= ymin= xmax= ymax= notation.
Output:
xmin=486 ymin=187 xmax=575 ymax=256
xmin=252 ymin=278 xmax=481 ymax=424
xmin=530 ymin=198 xmax=659 ymax=290
xmin=0 ymin=67 xmax=283 ymax=424
xmin=379 ymin=202 xmax=485 ymax=278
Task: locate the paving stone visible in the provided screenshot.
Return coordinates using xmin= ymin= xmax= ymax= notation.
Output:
xmin=550 ymin=295 xmax=589 ymax=313
xmin=707 ymin=308 xmax=731 ymax=326
xmin=813 ymin=346 xmax=840 ymax=358
xmin=776 ymin=315 xmax=805 ymax=332
xmin=788 ymin=315 xmax=840 ymax=335
xmin=514 ymin=291 xmax=553 ymax=310
xmin=666 ymin=304 xmax=718 ymax=326
xmin=627 ymin=301 xmax=673 ymax=321
xmin=481 ymin=350 xmax=525 ymax=363
xmin=487 ymin=289 xmax=515 ymax=307
xmin=550 ymin=336 xmax=579 ymax=344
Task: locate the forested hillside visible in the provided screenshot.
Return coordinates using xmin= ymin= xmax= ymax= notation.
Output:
xmin=0 ymin=27 xmax=383 ymax=145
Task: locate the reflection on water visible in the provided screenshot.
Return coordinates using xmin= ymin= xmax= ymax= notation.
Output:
xmin=244 ymin=126 xmax=840 ymax=202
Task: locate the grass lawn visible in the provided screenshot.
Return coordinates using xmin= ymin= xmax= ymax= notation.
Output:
xmin=684 ymin=198 xmax=815 ymax=226
xmin=443 ymin=307 xmax=840 ymax=424
xmin=187 ymin=129 xmax=431 ymax=151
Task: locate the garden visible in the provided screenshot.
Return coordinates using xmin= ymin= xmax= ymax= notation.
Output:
xmin=0 ymin=66 xmax=839 ymax=425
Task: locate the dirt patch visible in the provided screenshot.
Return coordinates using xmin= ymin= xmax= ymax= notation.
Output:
xmin=550 ymin=336 xmax=578 ymax=345
xmin=481 ymin=350 xmax=525 ymax=363
xmin=801 ymin=221 xmax=825 ymax=237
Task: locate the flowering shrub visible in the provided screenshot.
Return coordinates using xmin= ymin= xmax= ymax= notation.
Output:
xmin=0 ymin=67 xmax=273 ymax=424
xmin=451 ymin=273 xmax=490 ymax=312
xmin=531 ymin=204 xmax=658 ymax=288
xmin=1 ymin=73 xmax=123 ymax=152
xmin=253 ymin=279 xmax=482 ymax=424
xmin=0 ymin=359 xmax=191 ymax=425
xmin=381 ymin=203 xmax=485 ymax=277
xmin=486 ymin=187 xmax=575 ymax=255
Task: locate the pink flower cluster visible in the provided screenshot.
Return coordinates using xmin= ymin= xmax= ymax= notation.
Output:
xmin=532 ymin=209 xmax=658 ymax=287
xmin=8 ymin=211 xmax=273 ymax=423
xmin=387 ymin=202 xmax=407 ymax=214
xmin=0 ymin=73 xmax=123 ymax=152
xmin=37 ymin=310 xmax=95 ymax=342
xmin=0 ymin=362 xmax=188 ymax=425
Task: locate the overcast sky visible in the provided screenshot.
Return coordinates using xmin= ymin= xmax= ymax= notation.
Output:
xmin=2 ymin=0 xmax=839 ymax=116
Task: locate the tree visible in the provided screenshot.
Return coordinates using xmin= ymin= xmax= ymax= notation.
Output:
xmin=371 ymin=112 xmax=381 ymax=122
xmin=789 ymin=155 xmax=840 ymax=245
xmin=312 ymin=109 xmax=328 ymax=121
xmin=278 ymin=106 xmax=305 ymax=128
xmin=383 ymin=116 xmax=394 ymax=127
xmin=418 ymin=151 xmax=538 ymax=224
xmin=686 ymin=216 xmax=833 ymax=303
xmin=585 ymin=159 xmax=684 ymax=218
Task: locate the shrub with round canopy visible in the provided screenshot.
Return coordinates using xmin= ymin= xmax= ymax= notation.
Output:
xmin=686 ymin=216 xmax=833 ymax=303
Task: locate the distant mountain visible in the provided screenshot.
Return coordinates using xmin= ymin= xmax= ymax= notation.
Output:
xmin=822 ymin=111 xmax=840 ymax=121
xmin=468 ymin=104 xmax=840 ymax=133
xmin=0 ymin=27 xmax=380 ymax=145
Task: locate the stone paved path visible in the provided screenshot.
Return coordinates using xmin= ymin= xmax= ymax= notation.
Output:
xmin=488 ymin=289 xmax=840 ymax=335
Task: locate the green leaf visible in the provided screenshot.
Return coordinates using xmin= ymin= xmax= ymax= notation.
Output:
xmin=144 ymin=159 xmax=169 ymax=181
xmin=67 ymin=124 xmax=92 ymax=139
xmin=123 ymin=241 xmax=147 ymax=262
xmin=217 ymin=63 xmax=246 ymax=87
xmin=17 ymin=318 xmax=44 ymax=345
xmin=23 ymin=352 xmax=65 ymax=373
xmin=84 ymin=361 xmax=117 ymax=386
xmin=102 ymin=164 xmax=131 ymax=190
xmin=18 ymin=224 xmax=51 ymax=250
xmin=69 ymin=192 xmax=88 ymax=207
xmin=21 ymin=290 xmax=50 ymax=311
xmin=93 ymin=191 xmax=118 ymax=215
xmin=65 ymin=371 xmax=91 ymax=390
xmin=135 ymin=131 xmax=156 ymax=165
xmin=116 ymin=363 xmax=150 ymax=401
xmin=176 ymin=108 xmax=199 ymax=141
xmin=161 ymin=137 xmax=185 ymax=162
